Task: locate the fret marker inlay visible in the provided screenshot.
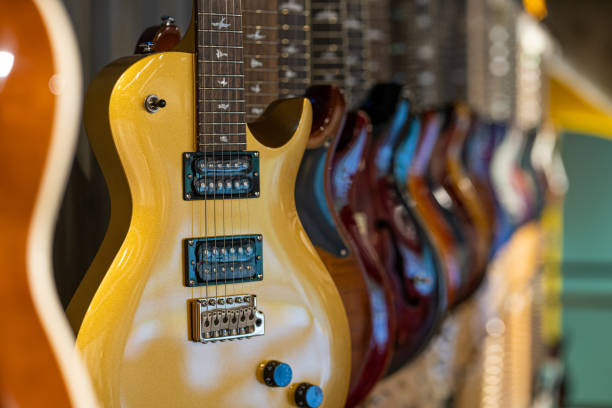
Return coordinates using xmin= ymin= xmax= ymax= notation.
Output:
xmin=251 ymin=84 xmax=262 ymax=93
xmin=247 ymin=30 xmax=266 ymax=41
xmin=212 ymin=16 xmax=231 ymax=29
xmin=250 ymin=58 xmax=263 ymax=68
xmin=314 ymin=10 xmax=338 ymax=22
xmin=218 ymin=77 xmax=229 ymax=87
xmin=218 ymin=103 xmax=230 ymax=111
xmin=280 ymin=0 xmax=303 ymax=12
xmin=282 ymin=45 xmax=298 ymax=55
xmin=216 ymin=49 xmax=229 ymax=58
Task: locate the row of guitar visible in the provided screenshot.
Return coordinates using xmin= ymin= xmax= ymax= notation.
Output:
xmin=64 ymin=72 xmax=562 ymax=408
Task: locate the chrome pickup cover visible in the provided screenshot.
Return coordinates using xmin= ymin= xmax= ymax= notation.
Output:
xmin=190 ymin=294 xmax=264 ymax=343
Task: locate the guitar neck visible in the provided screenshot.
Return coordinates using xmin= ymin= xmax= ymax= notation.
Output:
xmin=244 ymin=0 xmax=280 ymax=122
xmin=311 ymin=1 xmax=345 ymax=90
xmin=344 ymin=0 xmax=371 ymax=106
xmin=365 ymin=0 xmax=391 ymax=83
xmin=196 ymin=0 xmax=247 ymax=152
xmin=278 ymin=0 xmax=311 ymax=98
xmin=398 ymin=0 xmax=441 ymax=110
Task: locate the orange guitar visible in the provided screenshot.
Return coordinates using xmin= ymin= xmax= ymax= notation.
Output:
xmin=0 ymin=0 xmax=98 ymax=406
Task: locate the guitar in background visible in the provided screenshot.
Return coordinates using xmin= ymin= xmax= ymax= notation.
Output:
xmin=357 ymin=0 xmax=447 ymax=372
xmin=296 ymin=1 xmax=397 ymax=405
xmin=0 ymin=1 xmax=98 ymax=407
xmin=134 ymin=15 xmax=182 ymax=54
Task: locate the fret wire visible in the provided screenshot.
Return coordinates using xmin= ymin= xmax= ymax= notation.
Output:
xmin=243 ymin=10 xmax=277 ymax=14
xmin=199 ymin=45 xmax=243 ymax=49
xmin=197 ymin=12 xmax=242 ymax=16
xmin=199 ymin=143 xmax=246 ymax=146
xmin=244 ymin=25 xmax=279 ymax=29
xmin=198 ymin=60 xmax=244 ymax=64
xmin=197 ymin=29 xmax=244 ymax=33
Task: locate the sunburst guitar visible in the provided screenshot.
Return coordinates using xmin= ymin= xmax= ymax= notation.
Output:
xmin=0 ymin=0 xmax=98 ymax=407
xmin=66 ymin=1 xmax=351 ymax=407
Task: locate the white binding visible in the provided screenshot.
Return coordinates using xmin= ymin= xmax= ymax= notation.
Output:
xmin=27 ymin=0 xmax=99 ymax=406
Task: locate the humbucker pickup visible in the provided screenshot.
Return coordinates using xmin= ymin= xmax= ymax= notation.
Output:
xmin=190 ymin=295 xmax=265 ymax=343
xmin=184 ymin=235 xmax=263 ymax=287
xmin=183 ymin=151 xmax=260 ymax=200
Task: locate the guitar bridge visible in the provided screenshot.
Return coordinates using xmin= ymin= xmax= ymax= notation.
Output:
xmin=190 ymin=295 xmax=265 ymax=343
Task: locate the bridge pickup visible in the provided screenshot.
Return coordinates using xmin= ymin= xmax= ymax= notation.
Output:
xmin=190 ymin=294 xmax=265 ymax=343
xmin=184 ymin=235 xmax=263 ymax=287
xmin=183 ymin=151 xmax=260 ymax=200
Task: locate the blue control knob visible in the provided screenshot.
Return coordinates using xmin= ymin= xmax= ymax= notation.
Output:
xmin=262 ymin=361 xmax=292 ymax=387
xmin=294 ymin=383 xmax=323 ymax=408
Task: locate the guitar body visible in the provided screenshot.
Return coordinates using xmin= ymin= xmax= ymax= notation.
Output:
xmin=69 ymin=52 xmax=351 ymax=407
xmin=0 ymin=1 xmax=98 ymax=407
xmin=360 ymin=86 xmax=445 ymax=372
xmin=463 ymin=119 xmax=499 ymax=259
xmin=408 ymin=112 xmax=463 ymax=307
xmin=297 ymin=87 xmax=396 ymax=407
xmin=441 ymin=105 xmax=490 ymax=301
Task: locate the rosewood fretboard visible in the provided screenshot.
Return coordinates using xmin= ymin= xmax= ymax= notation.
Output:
xmin=196 ymin=0 xmax=247 ymax=151
xmin=365 ymin=0 xmax=391 ymax=83
xmin=311 ymin=1 xmax=345 ymax=91
xmin=243 ymin=0 xmax=280 ymax=122
xmin=278 ymin=0 xmax=311 ymax=98
xmin=345 ymin=0 xmax=370 ymax=106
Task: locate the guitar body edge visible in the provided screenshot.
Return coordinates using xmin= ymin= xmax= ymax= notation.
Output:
xmin=0 ymin=1 xmax=99 ymax=407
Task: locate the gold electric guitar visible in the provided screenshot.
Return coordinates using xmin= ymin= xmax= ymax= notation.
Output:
xmin=0 ymin=0 xmax=98 ymax=407
xmin=67 ymin=0 xmax=351 ymax=407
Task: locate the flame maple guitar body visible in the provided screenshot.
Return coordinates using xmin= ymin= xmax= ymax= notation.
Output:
xmin=297 ymin=86 xmax=396 ymax=407
xmin=360 ymin=86 xmax=446 ymax=373
xmin=0 ymin=1 xmax=98 ymax=407
xmin=69 ymin=52 xmax=351 ymax=407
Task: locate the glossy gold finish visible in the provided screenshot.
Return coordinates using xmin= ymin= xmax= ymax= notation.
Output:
xmin=68 ymin=52 xmax=351 ymax=407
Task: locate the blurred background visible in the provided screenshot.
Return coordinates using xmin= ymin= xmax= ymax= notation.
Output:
xmin=54 ymin=1 xmax=612 ymax=406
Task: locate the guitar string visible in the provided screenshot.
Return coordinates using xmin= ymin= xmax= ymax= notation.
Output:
xmin=228 ymin=0 xmax=237 ymax=326
xmin=210 ymin=0 xmax=219 ymax=304
xmin=221 ymin=0 xmax=230 ymax=321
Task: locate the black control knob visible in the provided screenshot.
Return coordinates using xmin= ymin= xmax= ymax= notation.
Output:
xmin=294 ymin=383 xmax=323 ymax=408
xmin=262 ymin=361 xmax=292 ymax=387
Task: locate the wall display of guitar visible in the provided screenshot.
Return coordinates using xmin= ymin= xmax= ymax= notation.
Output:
xmin=0 ymin=1 xmax=98 ymax=407
xmin=66 ymin=0 xmax=353 ymax=406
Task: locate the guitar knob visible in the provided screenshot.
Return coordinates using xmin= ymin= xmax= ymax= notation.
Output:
xmin=262 ymin=361 xmax=292 ymax=387
xmin=294 ymin=383 xmax=323 ymax=408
